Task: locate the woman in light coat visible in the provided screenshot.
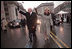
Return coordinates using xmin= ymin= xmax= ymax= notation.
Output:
xmin=41 ymin=8 xmax=53 ymax=40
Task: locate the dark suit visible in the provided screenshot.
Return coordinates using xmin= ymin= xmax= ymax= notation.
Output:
xmin=19 ymin=11 xmax=37 ymax=42
xmin=51 ymin=13 xmax=56 ymax=25
xmin=20 ymin=19 xmax=26 ymax=27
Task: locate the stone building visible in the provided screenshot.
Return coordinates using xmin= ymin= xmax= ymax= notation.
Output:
xmin=36 ymin=2 xmax=54 ymax=15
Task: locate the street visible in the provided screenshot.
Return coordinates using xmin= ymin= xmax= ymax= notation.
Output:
xmin=54 ymin=23 xmax=71 ymax=48
xmin=1 ymin=23 xmax=71 ymax=48
xmin=1 ymin=1 xmax=71 ymax=48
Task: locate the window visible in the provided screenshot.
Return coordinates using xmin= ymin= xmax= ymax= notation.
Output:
xmin=5 ymin=13 xmax=9 ymax=16
xmin=4 ymin=8 xmax=8 ymax=11
xmin=4 ymin=2 xmax=7 ymax=6
xmin=15 ymin=8 xmax=18 ymax=16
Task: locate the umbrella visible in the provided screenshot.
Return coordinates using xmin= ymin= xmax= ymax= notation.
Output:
xmin=57 ymin=11 xmax=68 ymax=14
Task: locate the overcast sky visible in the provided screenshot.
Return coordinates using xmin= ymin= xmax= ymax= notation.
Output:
xmin=17 ymin=1 xmax=65 ymax=11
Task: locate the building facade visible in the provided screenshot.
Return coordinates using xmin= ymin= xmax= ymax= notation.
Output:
xmin=54 ymin=1 xmax=71 ymax=14
xmin=54 ymin=1 xmax=71 ymax=23
xmin=1 ymin=1 xmax=26 ymax=30
xmin=36 ymin=2 xmax=54 ymax=15
xmin=1 ymin=1 xmax=8 ymax=30
xmin=2 ymin=1 xmax=26 ymax=22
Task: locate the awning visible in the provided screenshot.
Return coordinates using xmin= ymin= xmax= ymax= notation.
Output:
xmin=57 ymin=11 xmax=68 ymax=14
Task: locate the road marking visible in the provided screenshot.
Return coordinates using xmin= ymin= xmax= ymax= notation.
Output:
xmin=49 ymin=34 xmax=63 ymax=48
xmin=50 ymin=32 xmax=70 ymax=48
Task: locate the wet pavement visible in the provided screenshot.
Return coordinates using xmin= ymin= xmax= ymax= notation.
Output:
xmin=1 ymin=27 xmax=28 ymax=48
xmin=54 ymin=23 xmax=71 ymax=48
xmin=1 ymin=23 xmax=71 ymax=48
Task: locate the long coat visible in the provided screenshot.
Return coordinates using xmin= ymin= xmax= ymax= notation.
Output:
xmin=19 ymin=11 xmax=37 ymax=31
xmin=41 ymin=14 xmax=53 ymax=37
